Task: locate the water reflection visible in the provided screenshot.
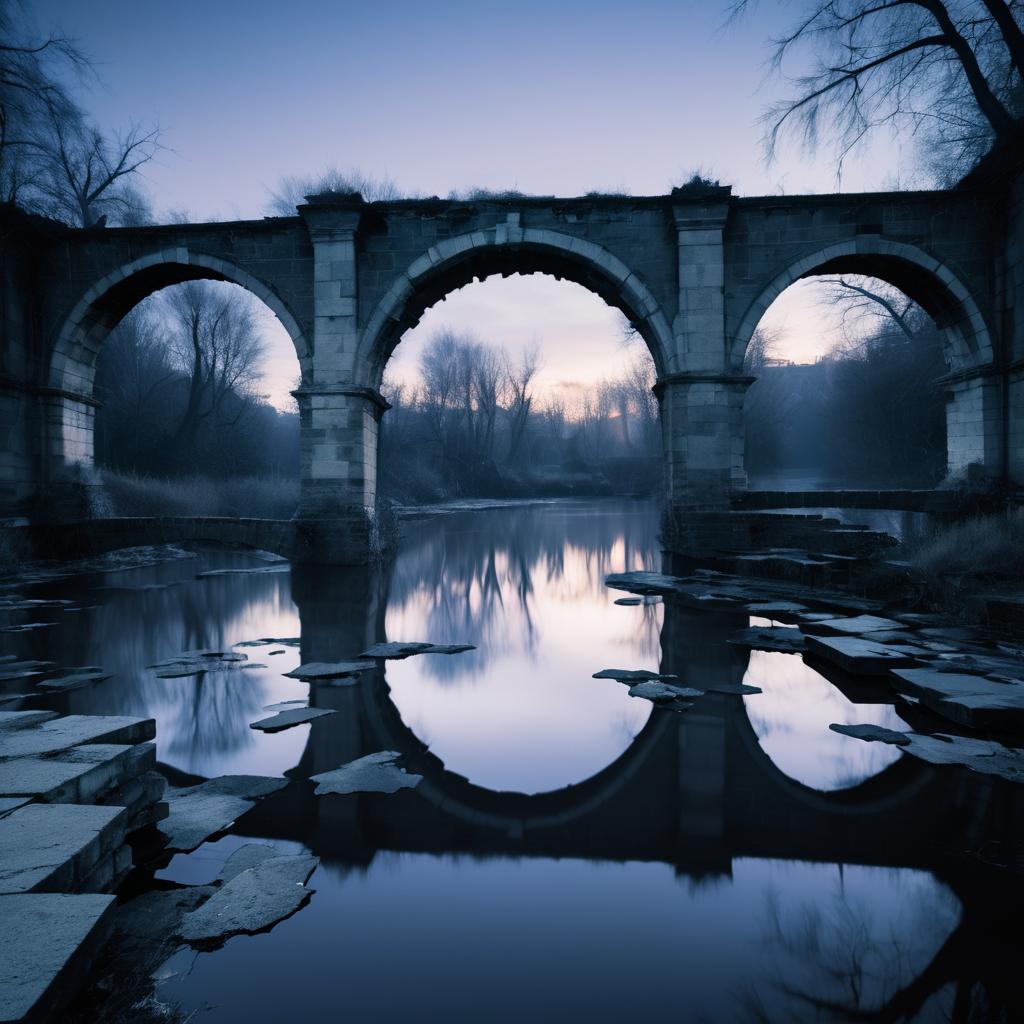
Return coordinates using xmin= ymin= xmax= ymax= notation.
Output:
xmin=7 ymin=500 xmax=1024 ymax=1023
xmin=385 ymin=500 xmax=660 ymax=792
xmin=742 ymin=646 xmax=905 ymax=791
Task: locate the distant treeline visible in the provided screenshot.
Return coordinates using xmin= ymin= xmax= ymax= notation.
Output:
xmin=379 ymin=331 xmax=661 ymax=503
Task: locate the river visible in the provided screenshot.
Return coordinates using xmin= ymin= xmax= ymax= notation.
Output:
xmin=5 ymin=498 xmax=1021 ymax=1023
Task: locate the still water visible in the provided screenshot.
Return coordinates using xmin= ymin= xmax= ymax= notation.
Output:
xmin=6 ymin=499 xmax=1022 ymax=1023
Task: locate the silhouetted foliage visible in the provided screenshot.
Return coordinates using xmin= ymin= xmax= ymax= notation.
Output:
xmin=732 ymin=0 xmax=1024 ymax=181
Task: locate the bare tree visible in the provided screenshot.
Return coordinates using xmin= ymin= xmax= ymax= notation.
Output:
xmin=267 ymin=166 xmax=401 ymax=215
xmin=731 ymin=1 xmax=1024 ymax=178
xmin=161 ymin=282 xmax=267 ymax=461
xmin=505 ymin=346 xmax=540 ymax=471
xmin=30 ymin=103 xmax=158 ymax=226
xmin=0 ymin=0 xmax=86 ymax=205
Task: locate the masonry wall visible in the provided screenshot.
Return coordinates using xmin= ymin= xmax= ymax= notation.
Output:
xmin=724 ymin=190 xmax=996 ymax=366
xmin=356 ymin=199 xmax=680 ymax=340
xmin=0 ymin=208 xmax=52 ymax=510
xmin=1005 ymin=169 xmax=1024 ymax=485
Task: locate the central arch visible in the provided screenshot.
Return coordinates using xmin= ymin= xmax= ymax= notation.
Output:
xmin=356 ymin=228 xmax=675 ymax=390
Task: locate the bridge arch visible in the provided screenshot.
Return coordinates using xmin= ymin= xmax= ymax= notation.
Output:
xmin=50 ymin=249 xmax=311 ymax=400
xmin=729 ymin=237 xmax=994 ymax=373
xmin=42 ymin=249 xmax=310 ymax=485
xmin=356 ymin=228 xmax=675 ymax=388
xmin=730 ymin=237 xmax=1000 ymax=480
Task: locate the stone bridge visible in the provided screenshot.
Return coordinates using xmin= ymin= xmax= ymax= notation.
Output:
xmin=3 ymin=154 xmax=1023 ymax=561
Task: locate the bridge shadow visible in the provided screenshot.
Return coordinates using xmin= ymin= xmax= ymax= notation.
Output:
xmin=233 ymin=564 xmax=1006 ymax=884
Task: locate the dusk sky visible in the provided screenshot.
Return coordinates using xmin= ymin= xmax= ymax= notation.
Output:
xmin=32 ymin=0 xmax=912 ymax=406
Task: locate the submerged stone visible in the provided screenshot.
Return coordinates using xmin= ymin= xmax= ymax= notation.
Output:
xmin=235 ymin=637 xmax=301 ymax=648
xmin=178 ymin=852 xmax=318 ymax=947
xmin=249 ymin=707 xmax=337 ymax=733
xmin=613 ymin=597 xmax=643 ymax=606
xmin=605 ymin=571 xmax=683 ymax=596
xmin=359 ymin=642 xmax=475 ymax=659
xmin=158 ymin=776 xmax=288 ymax=853
xmin=283 ymin=661 xmax=375 ymax=681
xmin=310 ymin=751 xmax=423 ymax=795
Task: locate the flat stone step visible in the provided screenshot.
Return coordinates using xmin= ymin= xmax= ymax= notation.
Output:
xmin=0 ymin=716 xmax=154 ymax=761
xmin=0 ymin=743 xmax=154 ymax=805
xmin=804 ymin=635 xmax=921 ymax=676
xmin=0 ymin=892 xmax=116 ymax=1024
xmin=889 ymin=668 xmax=1024 ymax=731
xmin=0 ymin=803 xmax=126 ymax=894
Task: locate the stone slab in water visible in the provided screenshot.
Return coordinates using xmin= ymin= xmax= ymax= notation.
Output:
xmin=808 ymin=614 xmax=907 ymax=636
xmin=283 ymin=661 xmax=375 ymax=681
xmin=158 ymin=776 xmax=288 ymax=853
xmin=804 ymin=635 xmax=920 ymax=676
xmin=0 ymin=892 xmax=116 ymax=1024
xmin=36 ymin=669 xmax=110 ymax=693
xmin=359 ymin=642 xmax=475 ymax=659
xmin=0 ymin=798 xmax=28 ymax=818
xmin=0 ymin=712 xmax=59 ymax=732
xmin=0 ymin=743 xmax=150 ymax=804
xmin=627 ymin=681 xmax=701 ymax=711
xmin=147 ymin=650 xmax=261 ymax=679
xmin=829 ymin=723 xmax=911 ymax=745
xmin=0 ymin=716 xmax=155 ymax=761
xmin=311 ymin=751 xmax=423 ymax=795
xmin=835 ymin=726 xmax=1024 ymax=783
xmin=592 ymin=669 xmax=678 ymax=683
xmin=728 ymin=627 xmax=807 ymax=654
xmin=0 ymin=803 xmax=126 ymax=894
xmin=889 ymin=668 xmax=1024 ymax=730
xmin=249 ymin=707 xmax=337 ymax=733
xmin=178 ymin=852 xmax=318 ymax=948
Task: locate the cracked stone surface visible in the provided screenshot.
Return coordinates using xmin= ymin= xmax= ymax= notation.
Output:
xmin=0 ymin=715 xmax=154 ymax=760
xmin=0 ymin=803 xmax=125 ymax=893
xmin=249 ymin=707 xmax=337 ymax=733
xmin=283 ymin=661 xmax=375 ymax=681
xmin=359 ymin=642 xmax=475 ymax=659
xmin=0 ymin=892 xmax=116 ymax=1024
xmin=158 ymin=776 xmax=288 ymax=853
xmin=178 ymin=853 xmax=318 ymax=947
xmin=311 ymin=752 xmax=423 ymax=795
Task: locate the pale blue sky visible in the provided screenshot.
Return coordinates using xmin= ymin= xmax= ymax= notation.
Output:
xmin=32 ymin=0 xmax=915 ymax=403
